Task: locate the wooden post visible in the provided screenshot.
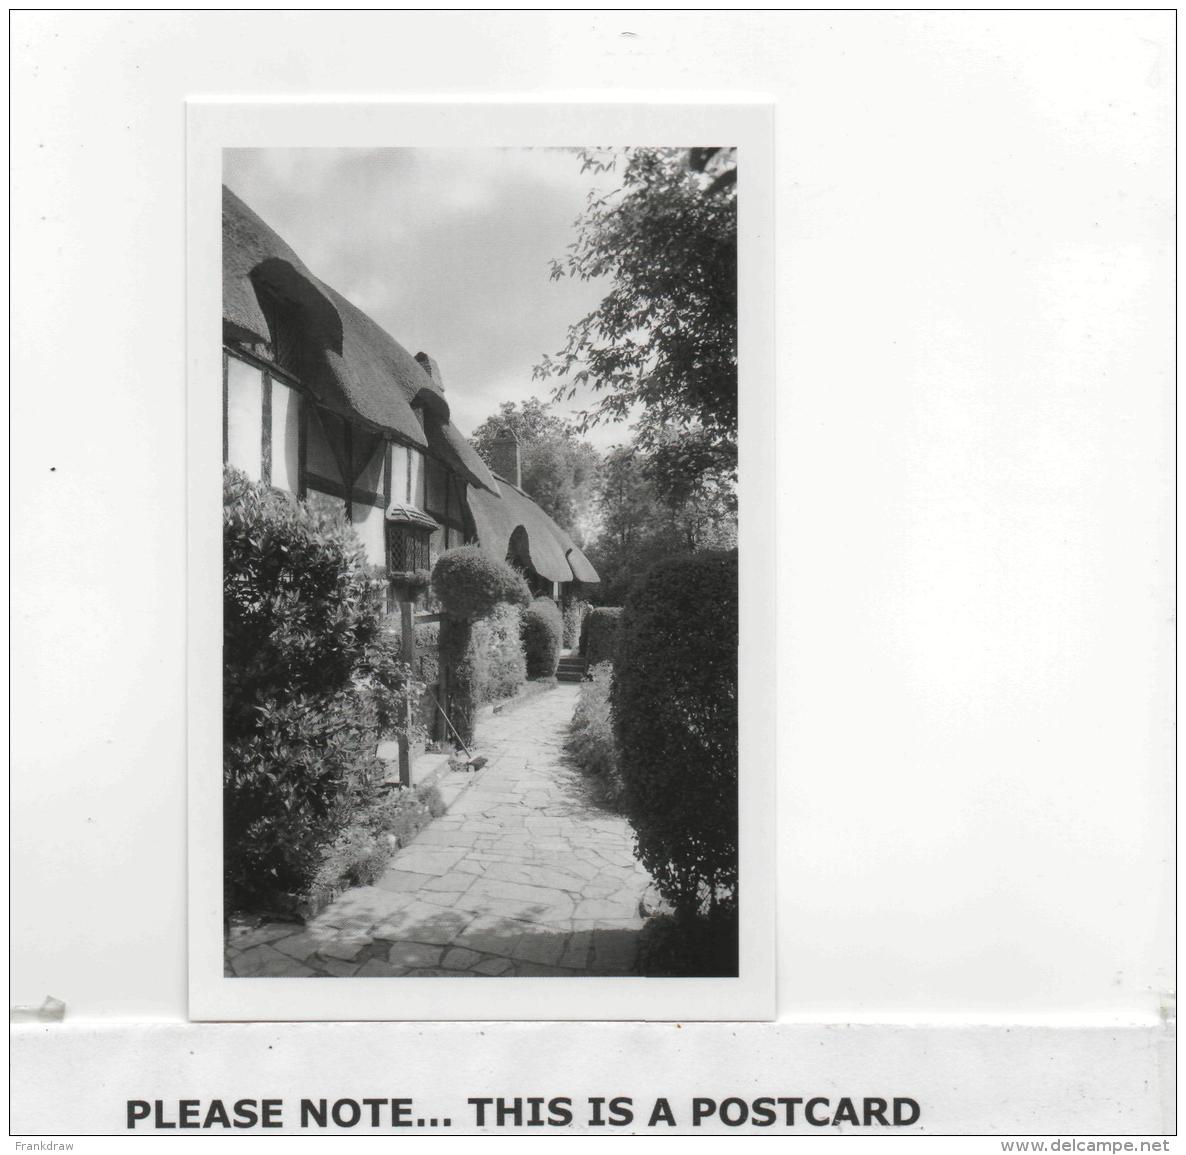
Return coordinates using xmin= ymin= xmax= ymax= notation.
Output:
xmin=437 ymin=647 xmax=449 ymax=744
xmin=398 ymin=601 xmax=417 ymax=788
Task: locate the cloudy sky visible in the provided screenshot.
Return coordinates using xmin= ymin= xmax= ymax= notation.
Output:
xmin=223 ymin=148 xmax=632 ymax=448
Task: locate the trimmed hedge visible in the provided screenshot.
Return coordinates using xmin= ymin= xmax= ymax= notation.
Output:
xmin=613 ymin=549 xmax=738 ymax=919
xmin=432 ymin=545 xmax=531 ymax=620
xmin=471 ymin=603 xmax=527 ymax=704
xmin=222 ymin=467 xmax=415 ymax=909
xmin=580 ymin=606 xmax=622 ymax=665
xmin=522 ymin=597 xmax=563 ymax=679
xmin=562 ymin=598 xmax=590 ymax=649
xmin=432 ymin=547 xmax=530 ymax=743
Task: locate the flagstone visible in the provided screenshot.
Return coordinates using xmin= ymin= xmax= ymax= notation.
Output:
xmin=387 ymin=941 xmax=443 ymax=969
xmin=317 ymin=956 xmax=362 ymax=978
xmin=373 ymin=869 xmax=439 ymax=894
xmin=226 ymin=684 xmax=665 ymax=980
xmin=386 ymin=846 xmax=468 ymax=877
xmin=227 ymin=921 xmax=299 ymax=951
xmin=473 ymin=956 xmax=515 ymax=976
xmin=441 ymin=946 xmax=484 ymax=970
xmin=356 ymin=958 xmax=410 ymax=977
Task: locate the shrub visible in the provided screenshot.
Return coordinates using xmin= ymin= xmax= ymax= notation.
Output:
xmin=471 ymin=603 xmax=527 ymax=702
xmin=562 ymin=598 xmax=590 ymax=648
xmin=636 ymin=908 xmax=739 ymax=977
xmin=613 ymin=550 xmax=738 ymax=919
xmin=310 ymin=782 xmax=446 ymax=893
xmin=565 ymin=662 xmax=625 ymax=806
xmin=522 ymin=597 xmax=563 ymax=678
xmin=431 ymin=545 xmax=531 ymax=620
xmin=222 ymin=466 xmax=416 ymax=909
xmin=440 ymin=604 xmax=527 ymax=745
xmin=580 ymin=606 xmax=623 ymax=665
xmin=224 ymin=467 xmax=384 ymax=722
xmin=223 ymin=690 xmax=382 ymax=906
xmin=432 ymin=547 xmax=530 ymax=744
xmin=391 ymin=620 xmax=441 ymax=740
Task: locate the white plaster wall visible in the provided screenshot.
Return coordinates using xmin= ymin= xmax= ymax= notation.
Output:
xmin=270 ymin=380 xmax=301 ymax=495
xmin=224 ymin=356 xmax=262 ymax=481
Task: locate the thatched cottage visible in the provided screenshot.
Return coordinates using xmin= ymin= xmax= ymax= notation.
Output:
xmin=221 ymin=186 xmax=597 ymax=603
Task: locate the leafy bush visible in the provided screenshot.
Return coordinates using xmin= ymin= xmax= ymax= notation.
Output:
xmin=432 ymin=547 xmax=530 ymax=743
xmin=613 ymin=550 xmax=737 ymax=918
xmin=580 ymin=606 xmax=622 ymax=665
xmin=471 ymin=603 xmax=527 ymax=702
xmin=565 ymin=662 xmax=625 ymax=806
xmin=222 ymin=467 xmax=415 ymax=909
xmin=440 ymin=605 xmax=527 ymax=745
xmin=522 ymin=597 xmax=563 ymax=678
xmin=562 ymin=598 xmax=589 ymax=648
xmin=636 ymin=908 xmax=739 ymax=977
xmin=431 ymin=545 xmax=531 ymax=620
xmin=390 ymin=621 xmax=441 ymax=740
xmin=224 ymin=691 xmax=382 ymax=906
xmin=310 ymin=782 xmax=446 ymax=893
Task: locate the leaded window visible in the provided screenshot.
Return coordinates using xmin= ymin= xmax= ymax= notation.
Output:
xmin=386 ymin=522 xmax=432 ymax=574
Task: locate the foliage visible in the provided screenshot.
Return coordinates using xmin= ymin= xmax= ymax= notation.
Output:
xmin=587 ymin=444 xmax=736 ymax=605
xmin=440 ymin=604 xmax=527 ymax=745
xmin=636 ymin=908 xmax=739 ymax=977
xmin=580 ymin=606 xmax=622 ymax=665
xmin=390 ymin=621 xmax=441 ymax=741
xmin=310 ymin=782 xmax=446 ymax=893
xmin=565 ymin=662 xmax=625 ymax=806
xmin=223 ymin=466 xmax=384 ymax=725
xmin=536 ymin=147 xmax=738 ymax=497
xmin=521 ymin=596 xmax=563 ymax=679
xmin=222 ymin=467 xmax=416 ymax=909
xmin=431 ymin=545 xmax=531 ymax=621
xmin=470 ymin=398 xmax=601 ymax=544
xmin=562 ymin=597 xmax=590 ymax=648
xmin=224 ymin=691 xmax=381 ymax=906
xmin=471 ymin=604 xmax=528 ymax=703
xmin=612 ymin=549 xmax=738 ymax=918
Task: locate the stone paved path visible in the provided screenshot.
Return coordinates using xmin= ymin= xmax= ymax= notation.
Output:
xmin=226 ymin=683 xmax=653 ymax=978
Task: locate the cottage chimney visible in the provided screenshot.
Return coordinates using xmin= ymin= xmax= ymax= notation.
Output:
xmin=492 ymin=426 xmax=522 ymax=489
xmin=414 ymin=351 xmax=444 ymax=391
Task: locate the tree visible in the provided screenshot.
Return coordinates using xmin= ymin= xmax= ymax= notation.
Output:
xmin=588 ymin=442 xmax=736 ymax=605
xmin=536 ymin=147 xmax=738 ymax=497
xmin=470 ymin=398 xmax=601 ymax=545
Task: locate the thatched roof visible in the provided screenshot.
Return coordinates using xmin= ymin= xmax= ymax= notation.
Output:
xmin=468 ymin=476 xmax=600 ymax=585
xmin=426 ymin=417 xmax=499 ymax=494
xmin=223 ymin=186 xmax=594 ymax=561
xmin=224 ymin=185 xmax=461 ymax=459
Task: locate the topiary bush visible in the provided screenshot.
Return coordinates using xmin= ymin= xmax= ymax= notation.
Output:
xmin=522 ymin=596 xmax=563 ymax=679
xmin=471 ymin=603 xmax=527 ymax=703
xmin=580 ymin=606 xmax=623 ymax=665
xmin=613 ymin=549 xmax=738 ymax=920
xmin=431 ymin=545 xmax=531 ymax=620
xmin=432 ymin=547 xmax=530 ymax=743
xmin=222 ymin=466 xmax=416 ymax=910
xmin=562 ymin=597 xmax=590 ymax=648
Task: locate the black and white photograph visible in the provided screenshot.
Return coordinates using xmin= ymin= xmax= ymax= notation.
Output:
xmin=219 ymin=146 xmax=741 ymax=982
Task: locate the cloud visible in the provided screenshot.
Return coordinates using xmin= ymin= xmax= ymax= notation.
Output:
xmin=222 ymin=147 xmax=625 ymax=442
